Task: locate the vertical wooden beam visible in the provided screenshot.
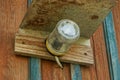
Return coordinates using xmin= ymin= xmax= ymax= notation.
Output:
xmin=28 ymin=0 xmax=42 ymax=80
xmin=103 ymin=12 xmax=120 ymax=80
xmin=27 ymin=0 xmax=32 ymax=7
xmin=29 ymin=58 xmax=41 ymax=80
xmin=71 ymin=64 xmax=82 ymax=80
xmin=0 ymin=0 xmax=28 ymax=80
xmin=92 ymin=26 xmax=110 ymax=80
xmin=112 ymin=1 xmax=120 ymax=61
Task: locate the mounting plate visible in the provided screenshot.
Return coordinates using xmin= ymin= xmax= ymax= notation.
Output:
xmin=14 ymin=0 xmax=115 ymax=65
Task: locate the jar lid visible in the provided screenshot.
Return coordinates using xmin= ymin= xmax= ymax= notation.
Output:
xmin=57 ymin=19 xmax=80 ymax=40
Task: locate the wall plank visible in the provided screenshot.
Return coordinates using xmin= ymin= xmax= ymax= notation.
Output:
xmin=112 ymin=1 xmax=120 ymax=61
xmin=42 ymin=60 xmax=71 ymax=80
xmin=0 ymin=0 xmax=28 ymax=80
xmin=103 ymin=12 xmax=120 ymax=80
xmin=29 ymin=58 xmax=41 ymax=80
xmin=92 ymin=26 xmax=110 ymax=80
xmin=71 ymin=64 xmax=82 ymax=80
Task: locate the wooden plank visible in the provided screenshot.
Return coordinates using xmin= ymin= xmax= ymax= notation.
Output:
xmin=15 ymin=34 xmax=94 ymax=65
xmin=42 ymin=60 xmax=71 ymax=80
xmin=20 ymin=0 xmax=114 ymax=38
xmin=92 ymin=25 xmax=110 ymax=80
xmin=80 ymin=26 xmax=110 ymax=80
xmin=0 ymin=0 xmax=28 ymax=80
xmin=29 ymin=58 xmax=41 ymax=80
xmin=27 ymin=0 xmax=42 ymax=80
xmin=112 ymin=1 xmax=120 ymax=60
xmin=103 ymin=12 xmax=120 ymax=80
xmin=71 ymin=64 xmax=82 ymax=80
xmin=27 ymin=0 xmax=32 ymax=7
xmin=81 ymin=66 xmax=92 ymax=80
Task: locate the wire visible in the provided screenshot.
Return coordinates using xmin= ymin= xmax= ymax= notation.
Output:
xmin=55 ymin=56 xmax=63 ymax=69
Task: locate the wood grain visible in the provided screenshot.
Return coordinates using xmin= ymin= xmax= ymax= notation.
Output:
xmin=81 ymin=25 xmax=110 ymax=80
xmin=42 ymin=60 xmax=71 ymax=80
xmin=15 ymin=34 xmax=94 ymax=65
xmin=0 ymin=0 xmax=28 ymax=80
xmin=92 ymin=25 xmax=110 ymax=80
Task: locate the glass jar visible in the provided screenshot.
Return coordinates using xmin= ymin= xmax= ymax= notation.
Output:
xmin=46 ymin=19 xmax=80 ymax=56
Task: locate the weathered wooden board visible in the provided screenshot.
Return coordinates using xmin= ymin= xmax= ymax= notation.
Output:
xmin=42 ymin=60 xmax=71 ymax=80
xmin=92 ymin=26 xmax=110 ymax=80
xmin=19 ymin=0 xmax=115 ymax=38
xmin=29 ymin=58 xmax=41 ymax=80
xmin=0 ymin=0 xmax=28 ymax=80
xmin=113 ymin=1 xmax=120 ymax=60
xmin=103 ymin=12 xmax=120 ymax=80
xmin=79 ymin=25 xmax=111 ymax=80
xmin=15 ymin=33 xmax=94 ymax=65
xmin=71 ymin=64 xmax=82 ymax=80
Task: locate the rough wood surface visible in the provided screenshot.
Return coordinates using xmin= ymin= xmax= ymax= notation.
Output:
xmin=15 ymin=33 xmax=94 ymax=65
xmin=0 ymin=0 xmax=28 ymax=80
xmin=79 ymin=26 xmax=110 ymax=80
xmin=92 ymin=26 xmax=110 ymax=80
xmin=42 ymin=60 xmax=71 ymax=80
xmin=20 ymin=0 xmax=114 ymax=38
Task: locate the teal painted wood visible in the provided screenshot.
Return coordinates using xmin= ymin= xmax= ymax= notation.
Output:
xmin=29 ymin=58 xmax=41 ymax=80
xmin=28 ymin=0 xmax=42 ymax=80
xmin=27 ymin=0 xmax=32 ymax=7
xmin=71 ymin=64 xmax=82 ymax=80
xmin=103 ymin=12 xmax=120 ymax=80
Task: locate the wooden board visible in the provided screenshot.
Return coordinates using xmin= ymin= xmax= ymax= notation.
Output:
xmin=15 ymin=33 xmax=94 ymax=65
xmin=42 ymin=60 xmax=71 ymax=80
xmin=19 ymin=0 xmax=114 ymax=38
xmin=113 ymin=1 xmax=120 ymax=61
xmin=103 ymin=11 xmax=120 ymax=80
xmin=92 ymin=26 xmax=110 ymax=80
xmin=0 ymin=0 xmax=28 ymax=80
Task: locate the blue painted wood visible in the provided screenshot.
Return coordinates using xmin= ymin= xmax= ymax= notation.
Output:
xmin=103 ymin=12 xmax=120 ymax=80
xmin=27 ymin=0 xmax=32 ymax=7
xmin=29 ymin=58 xmax=41 ymax=80
xmin=28 ymin=0 xmax=41 ymax=80
xmin=71 ymin=64 xmax=82 ymax=80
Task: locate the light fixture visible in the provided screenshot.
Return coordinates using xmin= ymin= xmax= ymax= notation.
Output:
xmin=46 ymin=19 xmax=80 ymax=68
xmin=14 ymin=0 xmax=116 ymax=67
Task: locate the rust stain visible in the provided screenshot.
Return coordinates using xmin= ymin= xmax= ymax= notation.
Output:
xmin=27 ymin=16 xmax=48 ymax=26
xmin=91 ymin=15 xmax=99 ymax=20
